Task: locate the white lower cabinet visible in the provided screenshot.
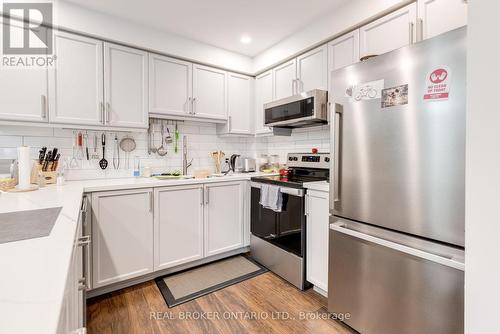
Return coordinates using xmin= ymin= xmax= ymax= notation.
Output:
xmin=91 ymin=188 xmax=154 ymax=288
xmin=89 ymin=181 xmax=247 ymax=290
xmin=57 ymin=203 xmax=85 ymax=334
xmin=306 ymin=189 xmax=330 ymax=294
xmin=204 ymin=182 xmax=245 ymax=257
xmin=154 ymin=185 xmax=204 ymax=270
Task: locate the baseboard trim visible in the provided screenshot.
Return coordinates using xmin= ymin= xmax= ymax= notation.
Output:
xmin=86 ymin=246 xmax=250 ymax=298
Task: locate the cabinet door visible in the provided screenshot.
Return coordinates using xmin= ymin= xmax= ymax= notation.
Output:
xmin=149 ymin=54 xmax=192 ymax=117
xmin=328 ymin=30 xmax=360 ymax=72
xmin=104 ymin=43 xmax=148 ymax=129
xmin=359 ymin=3 xmax=417 ymax=58
xmin=49 ymin=31 xmax=104 ymax=125
xmin=273 ymin=59 xmax=297 ymax=100
xmin=306 ymin=190 xmax=329 ymax=293
xmin=192 ymin=64 xmax=227 ymax=120
xmin=254 ymin=70 xmax=273 ymax=135
xmin=0 ymin=20 xmax=48 ymax=123
xmin=91 ymin=189 xmax=154 ymax=288
xmin=204 ymin=182 xmax=244 ymax=257
xmin=328 ymin=31 xmax=360 ymax=93
xmin=418 ymin=0 xmax=467 ymax=41
xmin=297 ymin=44 xmax=328 ymax=93
xmin=225 ymin=72 xmax=253 ymax=135
xmin=154 ymin=185 xmax=204 ymax=271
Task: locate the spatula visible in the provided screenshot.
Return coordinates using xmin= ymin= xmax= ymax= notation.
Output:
xmin=99 ymin=133 xmax=108 ymax=170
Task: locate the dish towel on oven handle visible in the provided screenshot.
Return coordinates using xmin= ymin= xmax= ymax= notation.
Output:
xmin=259 ymin=184 xmax=283 ymax=212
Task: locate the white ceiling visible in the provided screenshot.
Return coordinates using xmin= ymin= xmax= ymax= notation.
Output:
xmin=62 ymin=0 xmax=351 ymax=57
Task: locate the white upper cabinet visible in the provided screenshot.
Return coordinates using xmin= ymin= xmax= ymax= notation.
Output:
xmin=91 ymin=189 xmax=154 ymax=288
xmin=296 ymin=44 xmax=328 ymax=93
xmin=204 ymin=182 xmax=244 ymax=257
xmin=273 ymin=59 xmax=297 ymax=100
xmin=49 ymin=32 xmax=104 ymax=126
xmin=154 ymin=185 xmax=204 ymax=271
xmin=254 ymin=70 xmax=274 ymax=135
xmin=328 ymin=30 xmax=360 ymax=72
xmin=417 ymin=0 xmax=467 ymax=41
xmin=104 ymin=43 xmax=148 ymax=129
xmin=219 ymin=72 xmax=253 ymax=135
xmin=359 ymin=3 xmax=417 ymax=58
xmin=192 ymin=64 xmax=227 ymax=121
xmin=0 ymin=20 xmax=48 ymax=123
xmin=149 ymin=54 xmax=192 ymax=117
xmin=328 ymin=30 xmax=360 ymax=93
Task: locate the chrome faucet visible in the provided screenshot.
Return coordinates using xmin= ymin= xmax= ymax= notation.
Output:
xmin=182 ymin=135 xmax=193 ymax=175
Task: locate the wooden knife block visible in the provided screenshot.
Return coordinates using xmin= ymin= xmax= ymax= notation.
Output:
xmin=31 ymin=163 xmax=57 ymax=184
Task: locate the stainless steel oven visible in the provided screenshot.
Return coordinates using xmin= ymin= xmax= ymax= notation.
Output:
xmin=250 ymin=153 xmax=330 ymax=290
xmin=250 ymin=182 xmax=306 ymax=289
xmin=264 ymin=89 xmax=328 ymax=128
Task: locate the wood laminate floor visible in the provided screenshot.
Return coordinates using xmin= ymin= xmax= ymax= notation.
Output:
xmin=87 ymin=272 xmax=356 ymax=334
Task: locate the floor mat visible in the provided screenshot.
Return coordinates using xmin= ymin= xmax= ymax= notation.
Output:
xmin=155 ymin=255 xmax=267 ymax=307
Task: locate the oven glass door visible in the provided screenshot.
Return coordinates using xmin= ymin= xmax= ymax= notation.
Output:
xmin=251 ymin=185 xmax=305 ymax=257
xmin=265 ymin=97 xmax=314 ymax=125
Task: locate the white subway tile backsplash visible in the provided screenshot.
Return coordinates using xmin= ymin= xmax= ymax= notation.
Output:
xmin=0 ymin=121 xmax=331 ymax=180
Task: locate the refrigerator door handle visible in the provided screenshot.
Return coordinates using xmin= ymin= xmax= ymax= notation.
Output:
xmin=333 ymin=104 xmax=343 ymax=205
xmin=330 ymin=222 xmax=465 ymax=271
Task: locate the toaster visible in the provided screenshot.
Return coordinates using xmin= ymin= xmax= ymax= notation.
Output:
xmin=242 ymin=158 xmax=256 ymax=173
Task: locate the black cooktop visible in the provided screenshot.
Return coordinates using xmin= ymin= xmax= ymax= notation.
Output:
xmin=251 ymin=173 xmax=329 ymax=189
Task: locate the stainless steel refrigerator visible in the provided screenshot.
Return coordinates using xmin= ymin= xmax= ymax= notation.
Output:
xmin=328 ymin=27 xmax=465 ymax=334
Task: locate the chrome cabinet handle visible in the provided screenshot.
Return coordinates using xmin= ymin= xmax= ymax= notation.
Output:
xmin=193 ymin=97 xmax=197 ymax=114
xmin=200 ymin=188 xmax=204 ymax=206
xmin=409 ymin=22 xmax=415 ymax=44
xmin=417 ymin=18 xmax=424 ymax=42
xmin=100 ymin=102 xmax=104 ymax=124
xmin=78 ymin=235 xmax=91 ymax=247
xmin=149 ymin=192 xmax=153 ymax=213
xmin=333 ymin=104 xmax=343 ymax=205
xmin=305 ymin=194 xmax=309 ymax=216
xmin=105 ymin=103 xmax=111 ymax=123
xmin=41 ymin=95 xmax=47 ymax=119
xmin=205 ymin=187 xmax=209 ymax=205
xmin=188 ymin=97 xmax=192 ymax=114
xmin=228 ymin=115 xmax=232 ymax=131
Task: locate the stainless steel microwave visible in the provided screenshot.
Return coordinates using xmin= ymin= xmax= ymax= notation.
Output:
xmin=264 ymin=89 xmax=328 ymax=128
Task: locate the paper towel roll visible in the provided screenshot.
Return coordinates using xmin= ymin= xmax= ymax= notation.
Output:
xmin=17 ymin=146 xmax=31 ymax=189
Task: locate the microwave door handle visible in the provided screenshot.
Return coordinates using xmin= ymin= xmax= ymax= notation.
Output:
xmin=333 ymin=104 xmax=343 ymax=205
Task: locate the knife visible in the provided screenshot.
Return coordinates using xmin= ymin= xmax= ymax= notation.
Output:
xmin=38 ymin=147 xmax=47 ymax=165
xmin=43 ymin=150 xmax=52 ymax=172
xmin=51 ymin=148 xmax=58 ymax=161
xmin=52 ymin=153 xmax=61 ymax=171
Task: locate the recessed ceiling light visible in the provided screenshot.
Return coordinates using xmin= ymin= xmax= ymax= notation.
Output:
xmin=240 ymin=36 xmax=252 ymax=44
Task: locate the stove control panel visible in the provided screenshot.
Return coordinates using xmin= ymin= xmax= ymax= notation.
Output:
xmin=287 ymin=153 xmax=330 ymax=169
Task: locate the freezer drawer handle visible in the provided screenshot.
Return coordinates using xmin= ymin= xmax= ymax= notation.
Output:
xmin=330 ymin=222 xmax=464 ymax=271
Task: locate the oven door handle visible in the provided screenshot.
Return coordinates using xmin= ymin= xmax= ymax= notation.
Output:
xmin=250 ymin=182 xmax=305 ymax=197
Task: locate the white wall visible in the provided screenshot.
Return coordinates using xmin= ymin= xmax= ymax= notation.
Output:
xmin=253 ymin=0 xmax=409 ymax=72
xmin=51 ymin=1 xmax=253 ymax=74
xmin=465 ymin=1 xmax=500 ymax=333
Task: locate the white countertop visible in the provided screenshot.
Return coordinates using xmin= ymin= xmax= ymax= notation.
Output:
xmin=303 ymin=180 xmax=330 ymax=192
xmin=0 ymin=172 xmax=271 ymax=334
